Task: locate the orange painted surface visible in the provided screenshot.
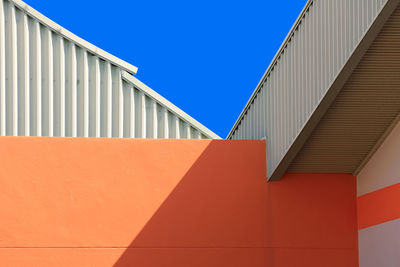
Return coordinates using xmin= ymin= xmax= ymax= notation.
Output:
xmin=263 ymin=173 xmax=357 ymax=250
xmin=358 ymin=182 xmax=400 ymax=229
xmin=0 ymin=248 xmax=358 ymax=267
xmin=0 ymin=137 xmax=358 ymax=266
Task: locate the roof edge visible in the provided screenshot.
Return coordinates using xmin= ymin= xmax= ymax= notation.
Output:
xmin=121 ymin=71 xmax=221 ymax=139
xmin=268 ymin=0 xmax=400 ymax=180
xmin=226 ymin=0 xmax=314 ymax=139
xmin=11 ymin=0 xmax=138 ymax=75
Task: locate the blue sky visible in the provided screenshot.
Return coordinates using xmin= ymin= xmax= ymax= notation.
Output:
xmin=24 ymin=0 xmax=307 ymax=138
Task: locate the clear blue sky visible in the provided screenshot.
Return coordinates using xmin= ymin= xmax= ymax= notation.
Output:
xmin=24 ymin=0 xmax=307 ymax=138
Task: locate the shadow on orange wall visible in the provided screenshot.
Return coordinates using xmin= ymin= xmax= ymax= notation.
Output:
xmin=112 ymin=146 xmax=358 ymax=266
xmin=0 ymin=137 xmax=358 ymax=266
xmin=113 ymin=139 xmax=270 ymax=266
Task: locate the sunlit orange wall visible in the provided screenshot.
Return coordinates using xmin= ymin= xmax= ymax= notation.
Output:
xmin=0 ymin=137 xmax=357 ymax=266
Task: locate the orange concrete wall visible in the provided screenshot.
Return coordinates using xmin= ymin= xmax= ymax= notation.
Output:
xmin=0 ymin=137 xmax=357 ymax=266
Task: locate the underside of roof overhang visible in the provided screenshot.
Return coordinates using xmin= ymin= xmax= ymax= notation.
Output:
xmin=286 ymin=4 xmax=400 ymax=175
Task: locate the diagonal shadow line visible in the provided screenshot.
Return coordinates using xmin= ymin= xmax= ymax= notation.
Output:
xmin=113 ymin=140 xmax=268 ymax=266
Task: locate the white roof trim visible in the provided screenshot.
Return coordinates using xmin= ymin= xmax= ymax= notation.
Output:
xmin=11 ymin=0 xmax=138 ymax=74
xmin=122 ymin=71 xmax=221 ymax=139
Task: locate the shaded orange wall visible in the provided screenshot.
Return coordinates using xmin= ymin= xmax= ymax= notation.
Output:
xmin=0 ymin=137 xmax=358 ymax=266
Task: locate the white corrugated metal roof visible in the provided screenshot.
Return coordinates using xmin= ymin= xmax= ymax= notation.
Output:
xmin=11 ymin=0 xmax=138 ymax=75
xmin=0 ymin=0 xmax=220 ymax=139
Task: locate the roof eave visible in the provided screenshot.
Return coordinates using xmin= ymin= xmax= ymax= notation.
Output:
xmin=12 ymin=0 xmax=138 ymax=75
xmin=122 ymin=71 xmax=221 ymax=140
xmin=269 ymin=0 xmax=400 ymax=181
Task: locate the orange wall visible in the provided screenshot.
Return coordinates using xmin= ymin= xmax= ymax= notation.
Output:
xmin=358 ymin=182 xmax=400 ymax=230
xmin=0 ymin=137 xmax=358 ymax=266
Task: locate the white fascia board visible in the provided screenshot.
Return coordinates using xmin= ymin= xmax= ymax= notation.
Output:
xmin=122 ymin=71 xmax=221 ymax=139
xmin=11 ymin=0 xmax=138 ymax=74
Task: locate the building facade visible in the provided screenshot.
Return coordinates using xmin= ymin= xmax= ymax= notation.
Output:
xmin=1 ymin=0 xmax=400 ymax=266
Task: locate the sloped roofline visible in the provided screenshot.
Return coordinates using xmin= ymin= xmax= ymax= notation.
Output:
xmin=11 ymin=0 xmax=138 ymax=74
xmin=226 ymin=0 xmax=314 ymax=139
xmin=226 ymin=0 xmax=400 ymax=180
xmin=268 ymin=0 xmax=400 ymax=180
xmin=122 ymin=71 xmax=221 ymax=139
xmin=5 ymin=0 xmax=220 ymax=139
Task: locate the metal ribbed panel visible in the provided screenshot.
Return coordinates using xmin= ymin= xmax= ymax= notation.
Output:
xmin=289 ymin=6 xmax=400 ymax=173
xmin=0 ymin=0 xmax=219 ymax=139
xmin=228 ymin=0 xmax=392 ymax=178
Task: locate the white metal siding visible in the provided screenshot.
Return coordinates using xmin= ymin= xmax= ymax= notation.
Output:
xmin=228 ymin=0 xmax=390 ymax=177
xmin=0 ymin=0 xmax=218 ymax=139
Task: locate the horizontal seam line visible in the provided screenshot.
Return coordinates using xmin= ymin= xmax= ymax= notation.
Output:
xmin=0 ymin=247 xmax=357 ymax=249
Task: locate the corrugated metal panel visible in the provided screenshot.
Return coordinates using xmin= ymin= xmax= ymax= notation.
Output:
xmin=0 ymin=0 xmax=219 ymax=139
xmin=289 ymin=6 xmax=400 ymax=173
xmin=228 ymin=0 xmax=394 ymax=178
